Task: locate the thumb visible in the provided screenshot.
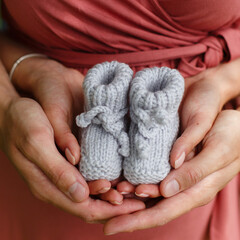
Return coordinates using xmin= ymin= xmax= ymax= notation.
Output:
xmin=170 ymin=83 xmax=222 ymax=169
xmin=45 ymin=104 xmax=81 ymax=165
xmin=170 ymin=111 xmax=215 ymax=169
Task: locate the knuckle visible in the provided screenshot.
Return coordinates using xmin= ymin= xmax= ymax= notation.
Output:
xmin=190 ymin=112 xmax=206 ymax=125
xmin=218 ymin=143 xmax=231 ymax=157
xmin=184 ymin=166 xmax=204 ymax=187
xmin=46 ymin=103 xmax=70 ymax=121
xmin=52 ymin=168 xmax=67 ymax=187
xmin=51 ymin=168 xmax=74 ymax=191
xmin=197 ymin=193 xmax=215 ymax=207
xmin=24 ymin=127 xmax=51 ymax=149
xmin=83 ymin=213 xmax=98 ymax=223
xmin=28 ymin=126 xmax=52 ymax=142
xmin=206 ymin=140 xmax=232 ymax=167
xmin=82 ymin=204 xmax=103 ymax=223
xmin=191 ymin=113 xmax=212 ymax=131
xmin=20 ymin=129 xmax=48 ymax=156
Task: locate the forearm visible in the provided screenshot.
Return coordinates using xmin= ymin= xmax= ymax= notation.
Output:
xmin=0 ymin=32 xmax=32 ymax=73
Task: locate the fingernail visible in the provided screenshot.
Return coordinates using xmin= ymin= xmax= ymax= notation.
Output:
xmin=111 ymin=200 xmax=123 ymax=205
xmin=175 ymin=152 xmax=185 ymax=169
xmin=120 ymin=192 xmax=130 ymax=195
xmin=98 ymin=187 xmax=111 ymax=194
xmin=164 ymin=179 xmax=180 ymax=197
xmin=135 ymin=192 xmax=149 ymax=197
xmin=68 ymin=182 xmax=86 ymax=202
xmin=65 ymin=148 xmax=76 ymax=165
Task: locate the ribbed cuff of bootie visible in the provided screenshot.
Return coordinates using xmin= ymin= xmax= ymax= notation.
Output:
xmin=76 ymin=61 xmax=133 ymax=181
xmin=123 ymin=67 xmax=185 ymax=184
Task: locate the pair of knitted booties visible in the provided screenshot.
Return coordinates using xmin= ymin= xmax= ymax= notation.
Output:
xmin=76 ymin=61 xmax=184 ymax=185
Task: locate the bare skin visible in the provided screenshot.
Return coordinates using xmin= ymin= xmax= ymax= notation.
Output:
xmin=0 ymin=33 xmax=127 ymax=204
xmin=1 ymin=32 xmax=240 ymax=235
xmin=105 ymin=58 xmax=240 ymax=234
xmin=118 ymin=58 xmax=240 ymax=198
xmin=105 ymin=109 xmax=240 ymax=234
xmin=0 ymin=55 xmax=145 ymax=222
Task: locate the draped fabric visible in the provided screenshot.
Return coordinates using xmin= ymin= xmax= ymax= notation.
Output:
xmin=1 ymin=0 xmax=240 ymax=239
xmin=3 ymin=0 xmax=240 ymax=76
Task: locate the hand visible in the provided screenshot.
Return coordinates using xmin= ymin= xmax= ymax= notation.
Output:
xmin=0 ymin=96 xmax=145 ymax=223
xmin=12 ymin=57 xmax=125 ymax=204
xmin=104 ymin=109 xmax=240 ymax=234
xmin=117 ymin=60 xmax=240 ymax=198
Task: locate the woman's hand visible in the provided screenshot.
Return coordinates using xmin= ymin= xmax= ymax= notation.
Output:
xmin=117 ymin=59 xmax=240 ymax=198
xmin=9 ymin=56 xmax=125 ymax=204
xmin=0 ymin=32 xmax=125 ymax=204
xmin=104 ymin=109 xmax=240 ymax=234
xmin=0 ymin=94 xmax=145 ymax=222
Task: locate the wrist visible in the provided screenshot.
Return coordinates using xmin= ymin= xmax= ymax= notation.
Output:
xmin=12 ymin=56 xmax=65 ymax=92
xmin=202 ymin=59 xmax=240 ymax=106
xmin=9 ymin=53 xmax=47 ymax=81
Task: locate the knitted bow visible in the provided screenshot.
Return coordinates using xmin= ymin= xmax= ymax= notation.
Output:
xmin=76 ymin=106 xmax=129 ymax=157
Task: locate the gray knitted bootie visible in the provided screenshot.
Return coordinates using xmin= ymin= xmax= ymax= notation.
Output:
xmin=76 ymin=61 xmax=133 ymax=181
xmin=123 ymin=67 xmax=184 ymax=185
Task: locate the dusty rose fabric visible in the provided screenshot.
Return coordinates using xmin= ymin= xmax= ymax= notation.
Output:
xmin=3 ymin=0 xmax=240 ymax=77
xmin=0 ymin=150 xmax=215 ymax=240
xmin=1 ymin=0 xmax=240 ymax=239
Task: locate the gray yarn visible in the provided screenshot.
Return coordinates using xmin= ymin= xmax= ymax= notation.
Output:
xmin=123 ymin=67 xmax=184 ymax=185
xmin=76 ymin=61 xmax=133 ymax=181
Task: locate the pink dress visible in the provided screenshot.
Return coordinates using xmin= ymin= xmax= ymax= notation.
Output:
xmin=1 ymin=0 xmax=240 ymax=239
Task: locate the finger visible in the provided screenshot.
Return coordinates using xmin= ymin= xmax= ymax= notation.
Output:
xmin=11 ymin=144 xmax=146 ymax=222
xmin=135 ymin=184 xmax=161 ymax=198
xmin=12 ymin=99 xmax=88 ymax=203
xmin=185 ymin=148 xmax=196 ymax=161
xmin=35 ymin=79 xmax=81 ymax=165
xmin=161 ymin=137 xmax=236 ymax=198
xmin=17 ymin=129 xmax=89 ymax=203
xmin=170 ymin=111 xmax=215 ymax=169
xmin=117 ymin=181 xmax=135 ymax=195
xmin=43 ymin=100 xmax=81 ymax=165
xmin=171 ymin=80 xmax=223 ymax=169
xmin=100 ymin=189 xmax=124 ymax=205
xmin=104 ymin=159 xmax=240 ymax=234
xmin=80 ymin=198 xmax=146 ymax=223
xmin=88 ymin=180 xmax=111 ymax=195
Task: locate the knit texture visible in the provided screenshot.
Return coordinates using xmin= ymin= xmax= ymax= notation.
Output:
xmin=76 ymin=61 xmax=133 ymax=181
xmin=123 ymin=67 xmax=184 ymax=185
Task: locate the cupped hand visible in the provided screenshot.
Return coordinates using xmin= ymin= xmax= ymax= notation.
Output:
xmin=12 ymin=57 xmax=123 ymax=204
xmin=118 ymin=61 xmax=240 ymax=198
xmin=0 ymin=96 xmax=145 ymax=222
xmin=104 ymin=109 xmax=240 ymax=234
